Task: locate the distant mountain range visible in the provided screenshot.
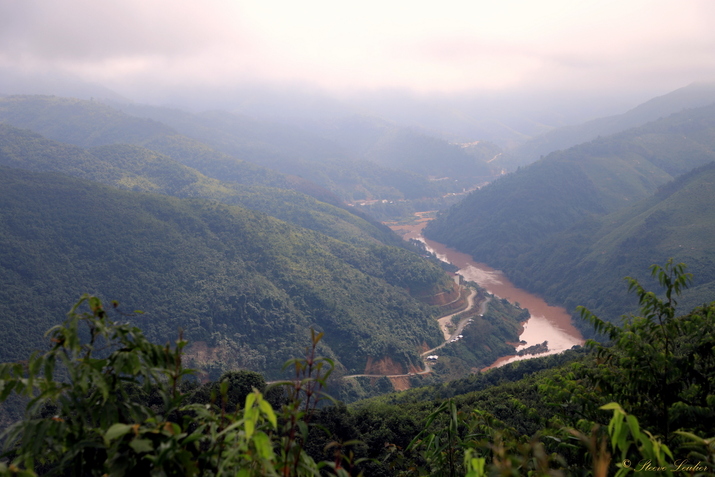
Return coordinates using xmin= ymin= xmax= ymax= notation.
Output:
xmin=0 ymin=68 xmax=637 ymax=146
xmin=0 ymin=95 xmax=499 ymax=203
xmin=498 ymin=81 xmax=715 ymax=169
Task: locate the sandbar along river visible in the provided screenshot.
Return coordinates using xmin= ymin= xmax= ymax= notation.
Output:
xmin=389 ymin=217 xmax=584 ymax=369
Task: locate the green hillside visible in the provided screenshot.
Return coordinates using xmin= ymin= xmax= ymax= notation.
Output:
xmin=500 ymin=80 xmax=715 ymax=169
xmin=0 ymin=95 xmax=464 ymax=202
xmin=0 ymin=95 xmax=302 ymax=194
xmin=4 ymin=263 xmax=714 ymax=475
xmin=425 ymin=103 xmax=715 ymax=272
xmin=299 ymin=115 xmax=496 ymax=179
xmin=0 ymin=124 xmax=401 ymax=247
xmin=110 ymin=101 xmax=348 ymax=164
xmin=504 ymin=161 xmax=715 ymax=328
xmin=0 ymin=166 xmax=451 ymax=377
xmin=260 ymin=155 xmax=448 ymax=201
xmin=115 ymin=103 xmax=496 ymax=198
xmin=117 ymin=103 xmax=475 ymax=201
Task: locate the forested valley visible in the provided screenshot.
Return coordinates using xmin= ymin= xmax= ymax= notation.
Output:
xmin=426 ymin=98 xmax=715 ymax=338
xmin=2 ymin=84 xmax=715 ymax=475
xmin=0 ymin=95 xmax=517 ymax=409
xmin=1 ymin=262 xmax=714 ymax=475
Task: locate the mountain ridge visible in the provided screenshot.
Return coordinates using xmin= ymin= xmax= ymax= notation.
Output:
xmin=500 ymin=81 xmax=715 ymax=169
xmin=0 ymin=165 xmax=453 ymax=377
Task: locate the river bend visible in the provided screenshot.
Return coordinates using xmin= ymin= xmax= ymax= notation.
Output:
xmin=390 ymin=217 xmax=584 ymax=368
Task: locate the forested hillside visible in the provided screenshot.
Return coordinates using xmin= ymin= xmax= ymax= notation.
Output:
xmin=0 ymin=166 xmax=452 ymax=378
xmin=426 ymin=103 xmax=715 ymax=267
xmin=0 ymin=95 xmax=296 ymax=191
xmin=499 ymin=80 xmax=715 ymax=169
xmin=0 ymin=124 xmax=401 ymax=248
xmin=0 ymin=96 xmax=479 ymax=202
xmin=503 ymin=161 xmax=715 ymax=329
xmin=2 ymin=260 xmax=714 ymax=475
xmin=113 ymin=104 xmax=498 ymax=197
xmin=426 ymin=103 xmax=715 ymax=327
xmin=295 ymin=115 xmax=495 ymax=178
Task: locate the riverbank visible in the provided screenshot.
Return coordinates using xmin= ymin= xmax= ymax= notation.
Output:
xmin=387 ymin=214 xmax=584 ymax=369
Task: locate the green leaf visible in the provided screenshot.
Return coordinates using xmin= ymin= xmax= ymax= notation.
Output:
xmin=252 ymin=431 xmax=274 ymax=459
xmin=245 ymin=418 xmax=255 ymax=439
xmin=674 ymin=430 xmax=708 ymax=445
xmin=129 ymin=438 xmax=154 ymax=454
xmin=180 ymin=425 xmax=206 ymax=446
xmin=244 ymin=391 xmax=257 ymax=412
xmin=104 ymin=423 xmax=133 ymax=443
xmin=600 ymin=402 xmax=625 ymax=412
xmin=626 ymin=414 xmax=640 ymax=441
xmin=258 ymin=399 xmax=277 ymax=428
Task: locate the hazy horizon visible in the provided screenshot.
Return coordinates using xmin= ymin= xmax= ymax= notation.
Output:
xmin=2 ymin=1 xmax=715 ymax=140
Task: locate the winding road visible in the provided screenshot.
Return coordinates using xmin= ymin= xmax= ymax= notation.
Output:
xmin=343 ymin=285 xmax=488 ymax=379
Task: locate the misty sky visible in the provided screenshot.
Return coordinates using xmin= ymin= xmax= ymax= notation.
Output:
xmin=1 ymin=0 xmax=714 ymax=102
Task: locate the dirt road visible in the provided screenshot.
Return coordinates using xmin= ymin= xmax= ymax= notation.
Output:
xmin=344 ymin=285 xmax=486 ymax=379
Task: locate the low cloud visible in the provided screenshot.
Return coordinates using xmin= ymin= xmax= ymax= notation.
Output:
xmin=0 ymin=0 xmax=713 ymax=99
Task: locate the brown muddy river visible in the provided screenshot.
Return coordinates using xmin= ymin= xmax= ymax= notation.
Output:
xmin=389 ymin=216 xmax=584 ymax=368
